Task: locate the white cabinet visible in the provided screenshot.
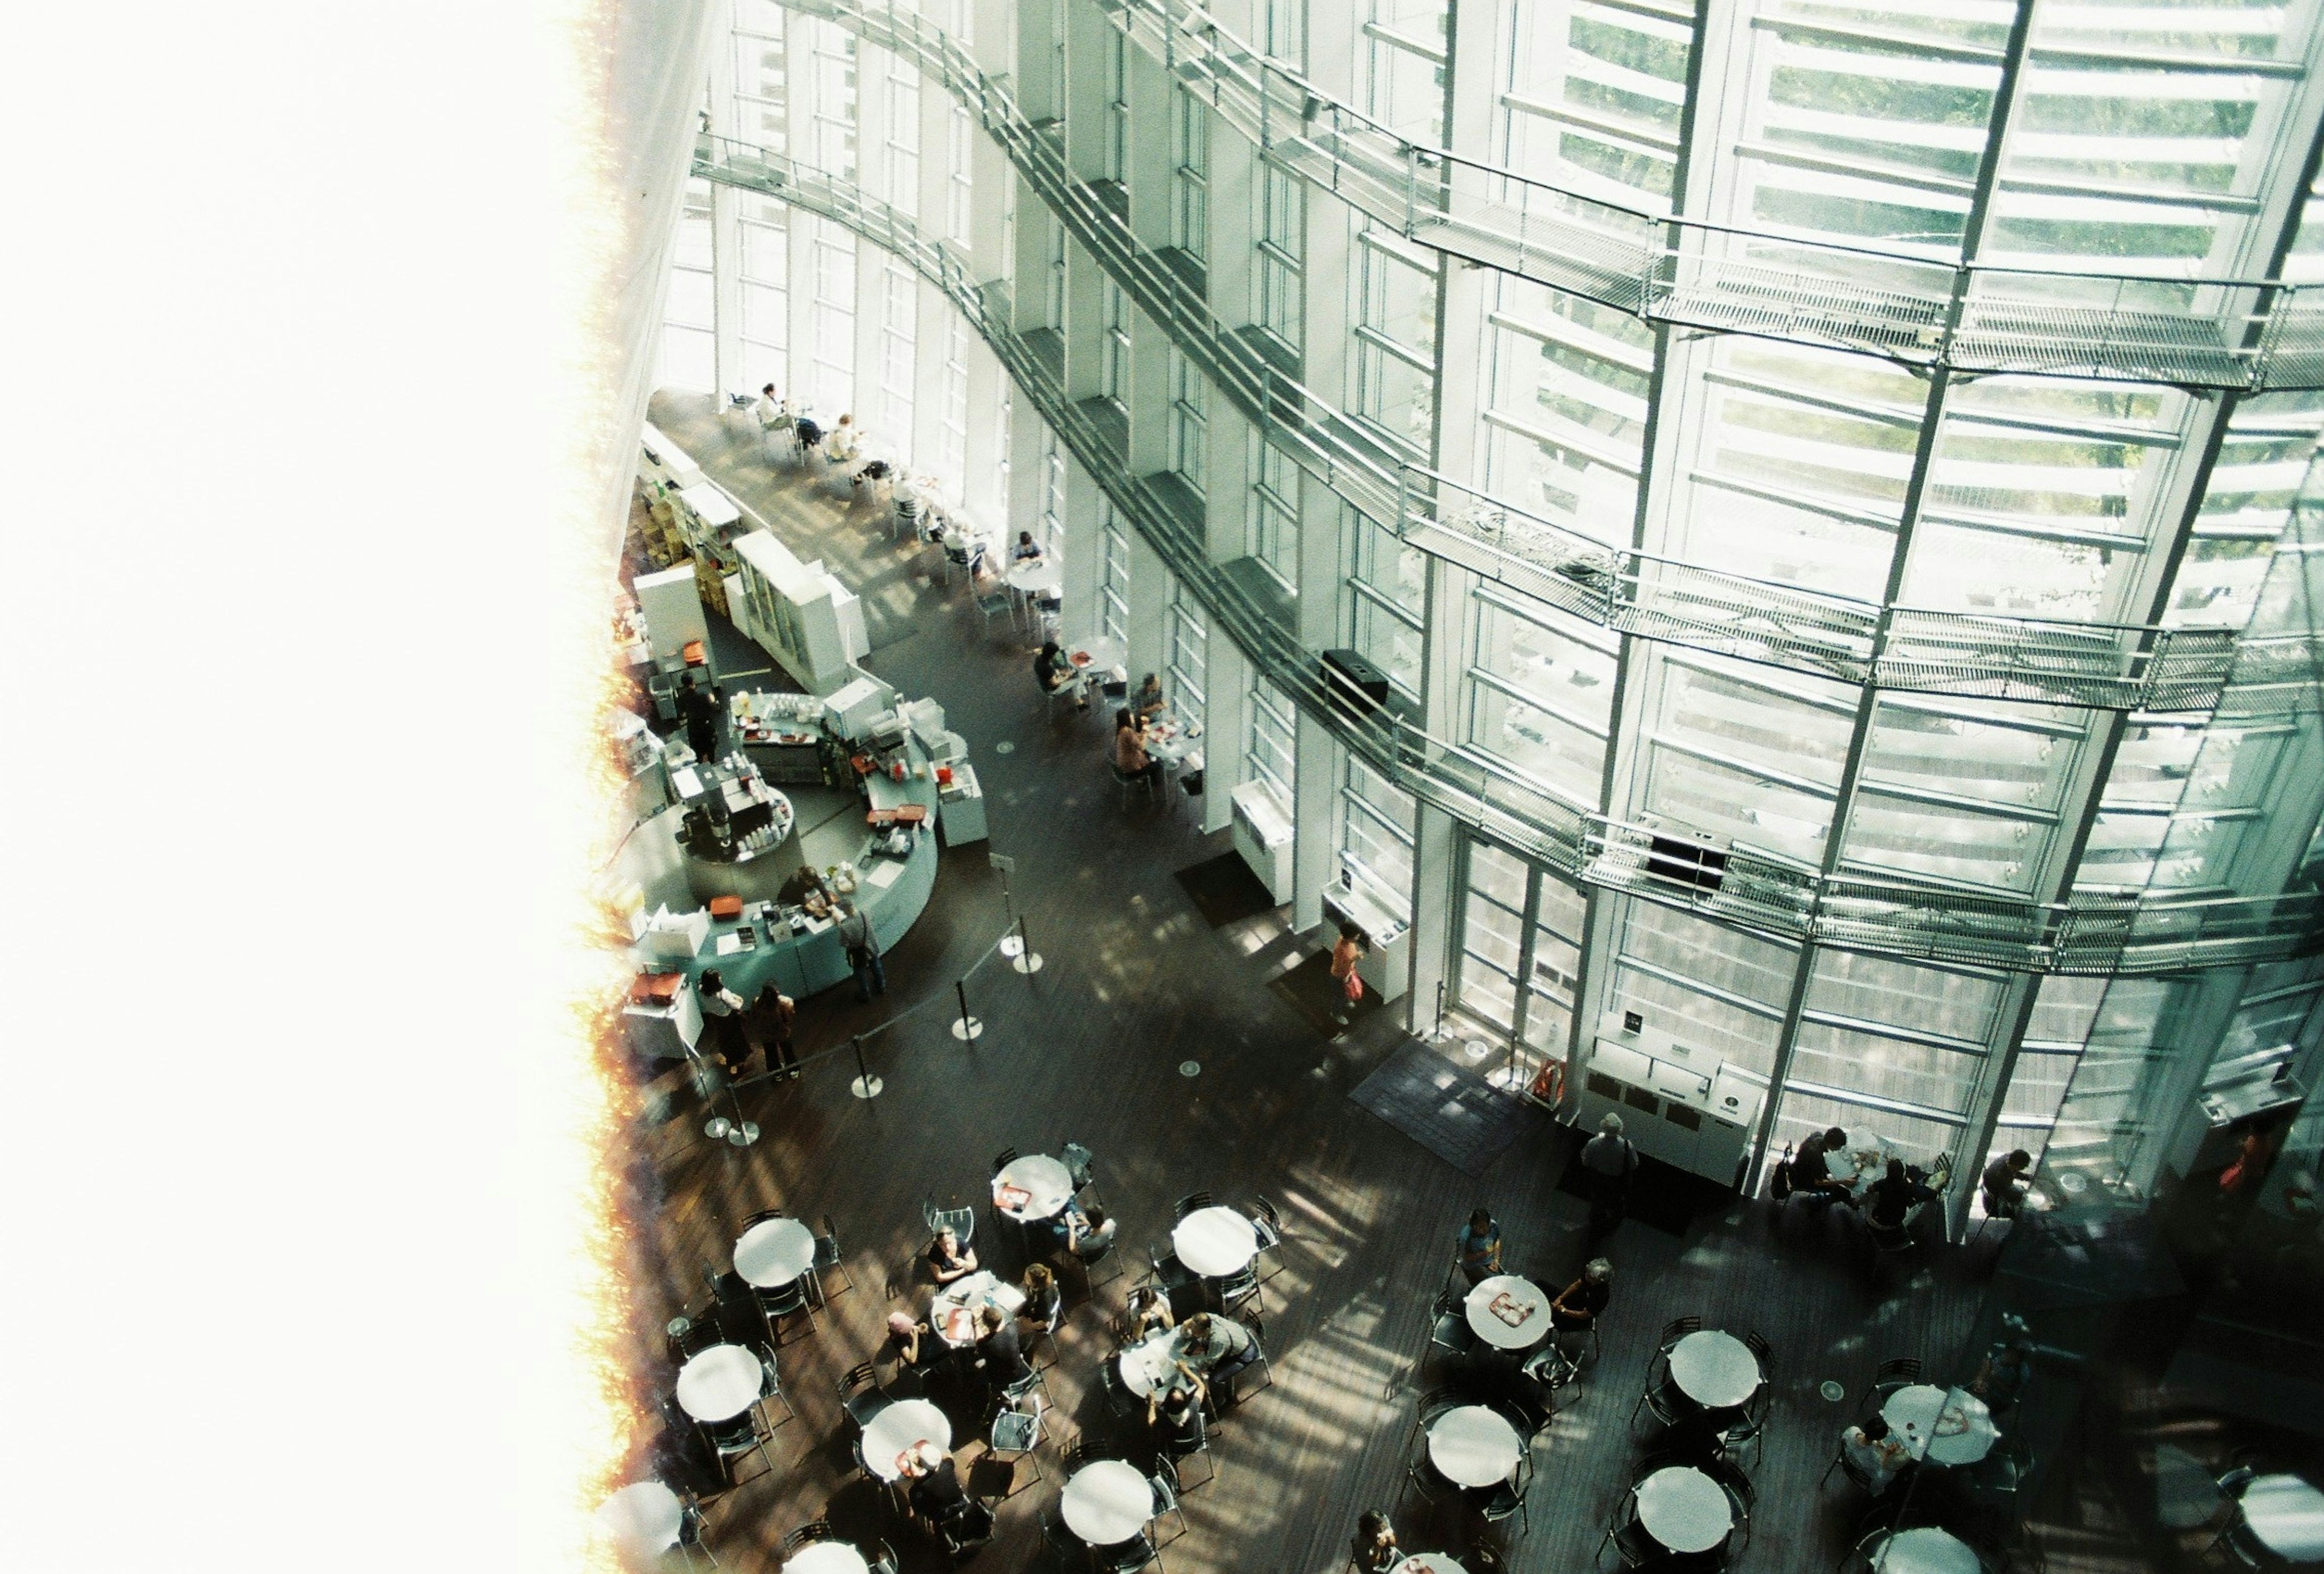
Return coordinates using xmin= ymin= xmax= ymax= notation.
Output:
xmin=939 ymin=763 xmax=989 ymax=846
xmin=1573 ymin=1010 xmax=1764 ymax=1187
xmin=727 ymin=530 xmax=868 ymax=693
xmin=634 ymin=565 xmax=707 ymax=661
xmin=1230 ymin=781 xmax=1292 ymax=904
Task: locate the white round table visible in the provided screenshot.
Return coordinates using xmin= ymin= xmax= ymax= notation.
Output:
xmin=1465 ymin=1275 xmax=1552 ymax=1350
xmin=1062 ymin=1458 xmax=1156 ymax=1546
xmin=1883 ymin=1385 xmax=1998 ymax=1466
xmin=733 ymin=1216 xmax=816 ymax=1288
xmin=675 ymin=1344 xmax=764 ymax=1423
xmin=929 ymin=1270 xmax=1025 ymax=1348
xmin=1008 ymin=559 xmax=1063 ymax=597
xmin=1866 ymin=1526 xmax=1981 ymax=1574
xmin=1668 ymin=1330 xmax=1761 ymax=1410
xmin=595 ymin=1481 xmax=683 ymax=1557
xmin=1390 ymin=1556 xmax=1466 ymax=1573
xmin=859 ymin=1398 xmax=951 ymax=1483
xmin=784 ymin=1543 xmax=873 ymax=1574
xmin=1173 ymin=1206 xmax=1259 ymax=1277
xmin=1427 ymin=1405 xmax=1522 ymax=1488
xmin=2242 ymin=1474 xmax=2324 ymax=1562
xmin=994 ymin=1155 xmax=1076 ymax=1222
xmin=1117 ymin=1329 xmax=1189 ymax=1398
xmin=1067 ymin=636 xmax=1126 ymax=678
xmin=1635 ymin=1465 xmax=1733 ymax=1555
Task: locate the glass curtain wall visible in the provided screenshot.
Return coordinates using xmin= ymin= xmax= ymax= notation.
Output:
xmin=658 ymin=179 xmax=717 ymax=392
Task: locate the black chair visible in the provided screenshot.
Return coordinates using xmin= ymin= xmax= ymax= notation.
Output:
xmin=939 ymin=1501 xmax=995 ymax=1558
xmin=1600 ymin=1489 xmax=1659 ymax=1568
xmin=867 ymin=1536 xmax=900 ymax=1574
xmin=810 ymin=1213 xmax=853 ymax=1305
xmin=1062 ymin=1437 xmax=1118 ymax=1476
xmin=1216 ymin=1261 xmax=1262 ymax=1316
xmin=1098 ymin=1357 xmax=1141 ymax=1420
xmin=753 ymin=1273 xmax=815 ymax=1342
xmin=1698 ymin=1451 xmax=1755 ymax=1550
xmin=1071 ymin=1220 xmax=1124 ymax=1292
xmin=839 ymin=1361 xmax=893 ymax=1434
xmin=739 ymin=1205 xmax=786 ymax=1233
xmin=991 ymin=1147 xmax=1020 ymax=1176
xmin=1482 ymin=1449 xmax=1533 ymax=1538
xmin=1860 ymin=1356 xmax=1922 ymax=1409
xmin=1062 ymin=1141 xmax=1098 ymax=1196
xmin=1398 ymin=1452 xmax=1457 ymax=1517
xmin=1821 ymin=1432 xmax=1880 ymax=1492
xmin=1246 ymin=1196 xmax=1285 ymax=1281
xmin=1149 ymin=1454 xmax=1191 ymax=1542
xmin=1429 ymin=1287 xmax=1477 ymax=1359
xmin=924 ymin=1197 xmax=976 ymax=1248
xmin=1041 ymin=1516 xmax=1084 ymax=1566
xmin=1174 ymin=1190 xmax=1214 ymax=1221
xmin=700 ymin=1401 xmax=778 ymax=1488
xmin=1219 ymin=1314 xmax=1273 ymax=1404
xmin=781 ymin=1520 xmax=837 ymax=1557
xmin=987 ymin=1401 xmax=1044 ymax=1495
xmin=1095 ymin=1531 xmax=1160 ymax=1572
xmin=1656 ymin=1316 xmax=1702 ymax=1354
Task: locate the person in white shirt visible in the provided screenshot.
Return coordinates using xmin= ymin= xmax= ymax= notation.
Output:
xmin=755 ymin=384 xmax=792 ymax=467
xmin=1841 ymin=1415 xmax=1911 ymax=1495
xmin=827 ymin=413 xmax=860 ymax=465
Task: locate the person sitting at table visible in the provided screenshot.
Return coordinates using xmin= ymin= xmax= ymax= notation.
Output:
xmin=1147 ymin=1362 xmax=1209 ymax=1453
xmin=1180 ymin=1312 xmax=1259 ymax=1391
xmin=1124 ymin=1284 xmax=1175 ymax=1342
xmin=1019 ymin=1262 xmax=1063 ymax=1338
xmin=973 ymin=1303 xmax=1031 ymax=1391
xmin=1054 ymin=1199 xmax=1116 ymax=1261
xmin=1114 ymin=709 xmax=1165 ymax=794
xmin=1351 ymin=1509 xmax=1402 ymax=1572
xmin=927 ymin=1225 xmax=978 ymax=1285
xmin=1865 ymin=1157 xmax=1932 ymax=1244
xmin=1971 ymin=1331 xmax=2033 ymax=1413
xmin=902 ymin=1439 xmax=969 ymax=1521
xmin=1011 ymin=529 xmax=1043 ymax=563
xmin=883 ymin=1310 xmax=934 ymax=1385
xmin=1033 ymin=640 xmax=1085 ymax=709
xmin=1981 ymin=1149 xmax=2034 ymax=1221
xmin=1456 ymin=1206 xmax=1504 ymax=1286
xmin=1841 ymin=1413 xmax=1912 ymax=1495
xmin=1551 ymin=1257 xmax=1614 ymax=1365
xmin=827 ymin=413 xmax=860 ymax=467
xmin=1132 ymin=672 xmax=1167 ymax=722
xmin=1791 ymin=1127 xmax=1855 ymax=1210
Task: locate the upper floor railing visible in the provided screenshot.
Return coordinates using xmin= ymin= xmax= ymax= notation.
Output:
xmin=690 ymin=143 xmax=2324 ymax=977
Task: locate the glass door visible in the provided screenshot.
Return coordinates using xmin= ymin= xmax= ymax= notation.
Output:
xmin=1451 ymin=837 xmax=1584 ymax=1096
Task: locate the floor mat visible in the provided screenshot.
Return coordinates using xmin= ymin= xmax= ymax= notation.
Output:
xmin=1348 ymin=1038 xmax=1539 ymax=1178
xmin=1555 ymin=1148 xmax=1738 ymax=1236
xmin=1174 ymin=850 xmax=1281 ymax=928
xmin=1270 ymin=948 xmax=1385 ymax=1038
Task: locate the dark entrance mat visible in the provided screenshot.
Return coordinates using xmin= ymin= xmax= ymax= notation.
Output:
xmin=1556 ymin=1148 xmax=1738 ymax=1236
xmin=1270 ymin=947 xmax=1385 ymax=1037
xmin=1173 ymin=850 xmax=1280 ymax=928
xmin=1349 ymin=1038 xmax=1540 ymax=1178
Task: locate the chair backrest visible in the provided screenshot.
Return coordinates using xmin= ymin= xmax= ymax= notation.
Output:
xmin=841 ymin=1360 xmax=880 ymax=1397
xmin=1250 ymin=1195 xmax=1281 ymax=1228
xmin=1175 ymin=1190 xmax=1213 ymax=1221
xmin=1657 ymin=1316 xmax=1701 ymax=1351
xmin=740 ymin=1206 xmax=785 ymax=1231
xmin=815 ymin=1213 xmax=839 ymax=1248
xmin=1744 ymin=1330 xmax=1773 ymax=1371
xmin=992 ymin=1147 xmax=1020 ymax=1175
xmin=781 ymin=1520 xmax=835 ymax=1554
xmin=1433 ymin=1285 xmax=1463 ymax=1318
xmin=1063 ymin=1438 xmax=1113 ymax=1475
xmin=1875 ymin=1356 xmax=1922 ymax=1387
xmin=991 ymin=1406 xmax=1042 ymax=1453
xmin=1062 ymin=1142 xmax=1095 ymax=1188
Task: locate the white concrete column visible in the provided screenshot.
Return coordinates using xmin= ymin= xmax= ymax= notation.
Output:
xmin=1059 ymin=448 xmax=1108 ymax=644
xmin=1201 ymin=632 xmax=1248 ymax=834
xmin=1123 ymin=30 xmax=1175 ymax=254
xmin=1126 ymin=309 xmax=1170 ymax=474
xmin=1063 ymin=0 xmax=1114 ymax=184
xmin=1124 ymin=528 xmax=1172 ymax=687
xmin=1290 ymin=709 xmax=1338 ymax=931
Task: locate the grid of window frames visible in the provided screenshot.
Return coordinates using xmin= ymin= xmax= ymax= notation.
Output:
xmin=1100 ymin=281 xmax=1131 ymax=409
xmin=807 ymin=220 xmax=856 ymax=418
xmin=804 ymin=20 xmax=858 ymax=182
xmin=731 ymin=2 xmax=787 ymax=153
xmin=1167 ymin=591 xmax=1208 ymax=713
xmin=1169 ymin=347 xmax=1207 ymax=494
xmin=876 ymin=257 xmax=916 ymax=442
xmin=1341 ymin=756 xmax=1417 ymax=914
xmin=737 ymin=197 xmax=789 ymax=396
xmin=1100 ymin=503 xmax=1131 ymax=643
xmin=658 ymin=178 xmax=717 ymax=392
xmin=1348 ymin=515 xmax=1425 ymax=698
xmin=937 ymin=312 xmax=971 ymax=494
xmin=1362 ymin=1 xmax=1449 ymax=151
xmin=1249 ymin=436 xmax=1300 ymax=591
xmin=1353 ymin=225 xmax=1439 ymax=459
xmin=881 ymin=54 xmax=920 ymax=220
xmin=1038 ymin=426 xmax=1067 ymax=554
xmin=1255 ymin=165 xmax=1304 ymax=348
xmin=1171 ymin=91 xmax=1208 ymax=264
xmin=1246 ymin=680 xmax=1296 ymax=815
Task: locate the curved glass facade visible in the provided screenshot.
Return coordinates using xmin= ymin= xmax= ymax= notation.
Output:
xmin=661 ymin=0 xmax=2324 ymax=1216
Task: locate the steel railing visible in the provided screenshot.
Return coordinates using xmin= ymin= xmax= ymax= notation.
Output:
xmin=690 ymin=143 xmax=2324 ymax=977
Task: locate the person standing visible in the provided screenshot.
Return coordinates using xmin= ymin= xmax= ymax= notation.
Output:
xmin=694 ymin=968 xmax=752 ymax=1078
xmin=1328 ymin=921 xmax=1369 ymax=1022
xmin=839 ymin=900 xmax=885 ymax=1003
xmin=751 ymin=987 xmax=797 ymax=1080
xmin=676 ymin=672 xmax=722 ymax=761
xmin=1580 ymin=1112 xmax=1641 ymax=1237
xmin=1456 ymin=1207 xmax=1504 ymax=1286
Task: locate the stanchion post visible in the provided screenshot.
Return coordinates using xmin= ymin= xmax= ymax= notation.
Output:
xmin=849 ymin=1034 xmax=884 ymax=1100
xmin=950 ymin=977 xmax=983 ymax=1040
xmin=1009 ymin=913 xmax=1043 ymax=975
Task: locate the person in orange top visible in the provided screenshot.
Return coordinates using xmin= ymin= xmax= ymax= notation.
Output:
xmin=1114 ymin=709 xmax=1164 ymax=794
xmin=1328 ymin=920 xmax=1369 ymax=1019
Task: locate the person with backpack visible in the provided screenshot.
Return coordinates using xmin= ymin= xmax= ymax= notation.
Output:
xmin=1579 ymin=1112 xmax=1641 ymax=1237
xmin=838 ymin=899 xmax=884 ymax=1003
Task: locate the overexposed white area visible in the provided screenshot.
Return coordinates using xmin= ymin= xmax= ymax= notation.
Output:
xmin=0 ymin=2 xmax=709 ymax=1569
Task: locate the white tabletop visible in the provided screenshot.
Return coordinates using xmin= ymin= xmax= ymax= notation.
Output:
xmin=1067 ymin=636 xmax=1126 ymax=677
xmin=1008 ymin=559 xmax=1062 ymax=595
xmin=1173 ymin=1206 xmax=1258 ymax=1277
xmin=1118 ymin=1328 xmax=1192 ymax=1398
xmin=675 ymin=1344 xmax=764 ymax=1423
xmin=1428 ymin=1405 xmax=1522 ymax=1488
xmin=1635 ymin=1465 xmax=1734 ymax=1555
xmin=783 ymin=1544 xmax=873 ymax=1574
xmin=930 ymin=1270 xmax=1026 ymax=1347
xmin=1883 ymin=1385 xmax=1998 ymax=1466
xmin=1062 ymin=1459 xmax=1156 ymax=1546
xmin=994 ymin=1155 xmax=1076 ymax=1222
xmin=734 ymin=1216 xmax=817 ymax=1288
xmin=1389 ymin=1557 xmax=1466 ymax=1574
xmin=860 ymin=1398 xmax=952 ymax=1483
xmin=1144 ymin=721 xmax=1202 ymax=768
xmin=595 ymin=1481 xmax=683 ymax=1556
xmin=1668 ymin=1330 xmax=1761 ymax=1410
xmin=1867 ymin=1526 xmax=1981 ymax=1574
xmin=1466 ymin=1275 xmax=1552 ymax=1350
xmin=2242 ymin=1474 xmax=2324 ymax=1561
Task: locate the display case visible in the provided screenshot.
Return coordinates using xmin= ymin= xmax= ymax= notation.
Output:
xmin=726 ymin=530 xmax=867 ymax=694
xmin=1572 ymin=1009 xmax=1762 ymax=1185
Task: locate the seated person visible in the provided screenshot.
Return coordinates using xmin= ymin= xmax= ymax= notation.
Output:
xmin=1842 ymin=1414 xmax=1911 ymax=1495
xmin=1123 ymin=1284 xmax=1175 ymax=1343
xmin=1114 ymin=710 xmax=1165 ymax=792
xmin=1352 ymin=1510 xmax=1402 ymax=1572
xmin=884 ymin=1310 xmax=934 ymax=1381
xmin=1790 ymin=1128 xmax=1856 ymax=1208
xmin=1019 ymin=1263 xmax=1062 ymax=1334
xmin=1032 ymin=640 xmax=1080 ymax=704
xmin=1551 ymin=1257 xmax=1613 ymax=1362
xmin=1132 ymin=672 xmax=1167 ymax=723
xmin=902 ymin=1440 xmax=968 ymax=1520
xmin=1981 ymin=1149 xmax=2034 ymax=1221
xmin=1180 ymin=1312 xmax=1259 ymax=1386
xmin=1971 ymin=1335 xmax=2032 ymax=1412
xmin=927 ymin=1226 xmax=978 ymax=1285
xmin=1147 ymin=1363 xmax=1209 ymax=1453
xmin=1865 ymin=1158 xmax=1932 ymax=1239
xmin=1011 ymin=529 xmax=1043 ymax=562
xmin=1456 ymin=1208 xmax=1503 ymax=1286
xmin=1055 ymin=1201 xmax=1117 ymax=1261
xmin=973 ymin=1303 xmax=1031 ymax=1391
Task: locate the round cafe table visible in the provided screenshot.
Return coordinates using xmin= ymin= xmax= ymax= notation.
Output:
xmin=1882 ymin=1385 xmax=1998 ymax=1466
xmin=1062 ymin=1458 xmax=1157 ymax=1546
xmin=784 ymin=1543 xmax=873 ymax=1574
xmin=1668 ymin=1330 xmax=1761 ymax=1410
xmin=993 ymin=1155 xmax=1076 ymax=1222
xmin=1390 ymin=1556 xmax=1466 ymax=1573
xmin=859 ymin=1398 xmax=952 ymax=1483
xmin=675 ymin=1344 xmax=764 ymax=1424
xmin=1067 ymin=635 xmax=1126 ymax=680
xmin=595 ymin=1481 xmax=683 ymax=1558
xmin=2240 ymin=1473 xmax=2324 ymax=1563
xmin=1465 ymin=1274 xmax=1552 ymax=1351
xmin=1008 ymin=558 xmax=1063 ymax=598
xmin=1117 ymin=1328 xmax=1189 ymax=1398
xmin=1865 ymin=1526 xmax=1980 ymax=1574
xmin=732 ymin=1216 xmax=816 ymax=1288
xmin=1427 ymin=1405 xmax=1522 ymax=1488
xmin=1635 ymin=1464 xmax=1733 ymax=1555
xmin=1173 ymin=1206 xmax=1259 ymax=1277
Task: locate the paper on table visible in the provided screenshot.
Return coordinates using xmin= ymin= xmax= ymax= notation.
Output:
xmin=671 ymin=766 xmax=703 ymax=798
xmin=715 ymin=931 xmax=745 ymax=955
xmin=867 ymin=859 xmax=906 ymax=889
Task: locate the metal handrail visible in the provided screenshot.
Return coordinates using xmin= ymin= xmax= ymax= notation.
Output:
xmin=689 ymin=143 xmax=2324 ymax=977
xmin=744 ymin=2 xmax=2308 ymax=713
